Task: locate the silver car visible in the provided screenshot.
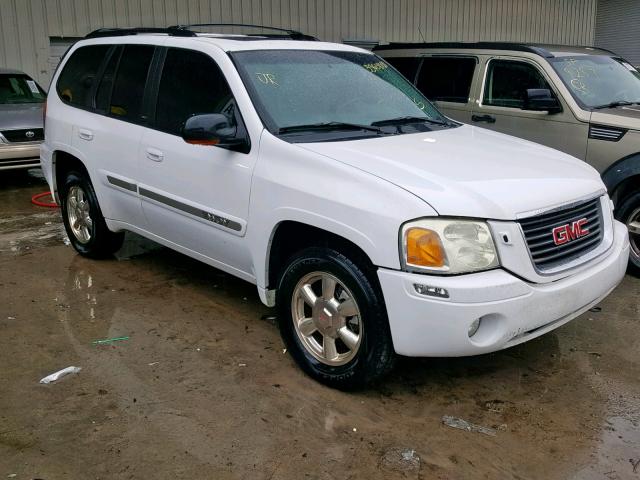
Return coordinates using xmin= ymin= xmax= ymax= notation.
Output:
xmin=0 ymin=68 xmax=46 ymax=170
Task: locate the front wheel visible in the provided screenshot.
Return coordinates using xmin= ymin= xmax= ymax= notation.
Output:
xmin=60 ymin=170 xmax=124 ymax=258
xmin=615 ymin=191 xmax=640 ymax=276
xmin=276 ymin=247 xmax=395 ymax=389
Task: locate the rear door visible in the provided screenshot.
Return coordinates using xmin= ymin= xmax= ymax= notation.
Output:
xmin=61 ymin=43 xmax=155 ymax=226
xmin=471 ymin=57 xmax=588 ymax=159
xmin=414 ymin=55 xmax=478 ymax=123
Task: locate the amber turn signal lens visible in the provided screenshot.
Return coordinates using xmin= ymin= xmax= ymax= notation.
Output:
xmin=405 ymin=228 xmax=446 ymax=268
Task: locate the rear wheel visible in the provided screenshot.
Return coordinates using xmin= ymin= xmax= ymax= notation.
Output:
xmin=615 ymin=191 xmax=640 ymax=276
xmin=276 ymin=247 xmax=395 ymax=389
xmin=60 ymin=170 xmax=124 ymax=258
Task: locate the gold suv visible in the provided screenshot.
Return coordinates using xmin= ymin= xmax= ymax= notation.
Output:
xmin=375 ymin=42 xmax=640 ymax=274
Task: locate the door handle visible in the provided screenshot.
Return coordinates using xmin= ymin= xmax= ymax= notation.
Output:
xmin=471 ymin=114 xmax=496 ymax=123
xmin=146 ymin=148 xmax=164 ymax=162
xmin=78 ymin=128 xmax=93 ymax=141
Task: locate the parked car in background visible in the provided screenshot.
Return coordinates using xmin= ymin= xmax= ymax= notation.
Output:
xmin=375 ymin=42 xmax=640 ymax=273
xmin=0 ymin=68 xmax=46 ymax=171
xmin=41 ymin=27 xmax=628 ymax=388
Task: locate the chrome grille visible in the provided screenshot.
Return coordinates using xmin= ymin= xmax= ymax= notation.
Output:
xmin=588 ymin=125 xmax=626 ymax=142
xmin=519 ymin=197 xmax=603 ymax=271
xmin=1 ymin=128 xmax=44 ymax=143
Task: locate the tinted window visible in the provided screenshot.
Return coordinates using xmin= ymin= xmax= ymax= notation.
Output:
xmin=155 ymin=48 xmax=235 ymax=135
xmin=108 ymin=45 xmax=154 ymax=121
xmin=0 ymin=74 xmax=45 ymax=104
xmin=385 ymin=57 xmax=421 ymax=82
xmin=416 ymin=57 xmax=476 ymax=103
xmin=484 ymin=59 xmax=551 ymax=108
xmin=95 ymin=46 xmax=122 ymax=113
xmin=56 ymin=45 xmax=110 ymax=107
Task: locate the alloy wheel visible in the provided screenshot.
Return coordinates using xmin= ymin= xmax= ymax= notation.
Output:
xmin=66 ymin=185 xmax=93 ymax=244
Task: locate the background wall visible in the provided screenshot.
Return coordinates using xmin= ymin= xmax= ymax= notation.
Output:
xmin=595 ymin=0 xmax=640 ymax=66
xmin=0 ymin=0 xmax=599 ymax=88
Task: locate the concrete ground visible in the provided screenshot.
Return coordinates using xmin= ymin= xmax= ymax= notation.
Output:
xmin=1 ymin=169 xmax=639 ymax=480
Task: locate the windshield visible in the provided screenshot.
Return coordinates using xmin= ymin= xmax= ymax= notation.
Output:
xmin=549 ymin=55 xmax=640 ymax=108
xmin=0 ymin=74 xmax=45 ymax=104
xmin=232 ymin=49 xmax=452 ymax=140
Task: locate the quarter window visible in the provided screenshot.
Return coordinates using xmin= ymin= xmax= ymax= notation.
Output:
xmin=155 ymin=48 xmax=235 ymax=136
xmin=108 ymin=45 xmax=154 ymax=121
xmin=416 ymin=57 xmax=476 ymax=103
xmin=56 ymin=45 xmax=111 ymax=108
xmin=483 ymin=59 xmax=552 ymax=109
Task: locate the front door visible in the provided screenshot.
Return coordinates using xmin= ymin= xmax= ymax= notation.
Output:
xmin=471 ymin=57 xmax=588 ymax=159
xmin=137 ymin=47 xmax=257 ymax=275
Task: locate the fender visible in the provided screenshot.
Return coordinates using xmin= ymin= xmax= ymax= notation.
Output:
xmin=601 ymin=152 xmax=640 ymax=198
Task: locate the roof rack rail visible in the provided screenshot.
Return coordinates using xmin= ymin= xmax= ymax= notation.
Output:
xmin=85 ymin=27 xmax=196 ymax=39
xmin=168 ymin=23 xmax=317 ymax=41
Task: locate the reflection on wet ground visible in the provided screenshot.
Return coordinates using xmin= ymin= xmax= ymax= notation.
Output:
xmin=0 ymin=170 xmax=639 ymax=479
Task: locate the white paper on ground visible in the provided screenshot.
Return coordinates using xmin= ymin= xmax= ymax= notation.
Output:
xmin=39 ymin=366 xmax=82 ymax=384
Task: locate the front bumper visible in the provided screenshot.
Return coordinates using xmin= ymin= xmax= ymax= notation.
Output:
xmin=0 ymin=142 xmax=41 ymax=170
xmin=378 ymin=220 xmax=629 ymax=357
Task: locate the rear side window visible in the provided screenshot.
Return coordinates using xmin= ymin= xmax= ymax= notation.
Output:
xmin=416 ymin=57 xmax=476 ymax=103
xmin=56 ymin=45 xmax=111 ymax=107
xmin=108 ymin=45 xmax=154 ymax=121
xmin=155 ymin=48 xmax=235 ymax=136
xmin=385 ymin=57 xmax=421 ymax=83
xmin=483 ymin=59 xmax=551 ymax=108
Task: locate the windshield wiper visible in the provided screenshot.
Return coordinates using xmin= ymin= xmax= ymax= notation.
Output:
xmin=277 ymin=122 xmax=383 ymax=135
xmin=371 ymin=115 xmax=449 ymax=127
xmin=592 ymin=100 xmax=640 ymax=109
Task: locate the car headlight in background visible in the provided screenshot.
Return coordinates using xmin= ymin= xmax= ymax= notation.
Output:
xmin=401 ymin=218 xmax=499 ymax=274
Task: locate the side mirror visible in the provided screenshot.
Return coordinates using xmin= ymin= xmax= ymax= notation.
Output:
xmin=524 ymin=89 xmax=562 ymax=114
xmin=182 ymin=113 xmax=249 ymax=152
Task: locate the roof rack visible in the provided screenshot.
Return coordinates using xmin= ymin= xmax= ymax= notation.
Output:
xmin=85 ymin=24 xmax=317 ymax=41
xmin=169 ymin=23 xmax=317 ymax=41
xmin=372 ymin=41 xmax=555 ymax=58
xmin=85 ymin=27 xmax=196 ymax=38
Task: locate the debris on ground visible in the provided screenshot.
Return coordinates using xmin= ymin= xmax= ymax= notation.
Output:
xmin=631 ymin=458 xmax=640 ymax=473
xmin=442 ymin=415 xmax=497 ymax=436
xmin=589 ymin=306 xmax=602 ymax=313
xmin=238 ymin=363 xmax=247 ymax=367
xmin=148 ymin=362 xmax=159 ymax=366
xmin=92 ymin=336 xmax=129 ymax=345
xmin=381 ymin=447 xmax=421 ymax=472
xmin=39 ymin=366 xmax=82 ymax=384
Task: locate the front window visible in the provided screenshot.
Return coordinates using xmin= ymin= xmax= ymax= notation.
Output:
xmin=232 ymin=49 xmax=454 ymax=141
xmin=0 ymin=74 xmax=45 ymax=104
xmin=483 ymin=60 xmax=552 ymax=109
xmin=549 ymin=55 xmax=640 ymax=109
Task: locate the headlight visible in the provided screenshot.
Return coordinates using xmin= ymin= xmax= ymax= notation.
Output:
xmin=400 ymin=218 xmax=499 ymax=274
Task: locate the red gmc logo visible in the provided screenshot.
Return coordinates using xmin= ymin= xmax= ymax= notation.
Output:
xmin=552 ymin=218 xmax=590 ymax=246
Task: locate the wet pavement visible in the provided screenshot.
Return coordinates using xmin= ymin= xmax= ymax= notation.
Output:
xmin=1 ymin=169 xmax=639 ymax=479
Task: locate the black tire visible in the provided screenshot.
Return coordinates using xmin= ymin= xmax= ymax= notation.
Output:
xmin=276 ymin=247 xmax=395 ymax=389
xmin=60 ymin=170 xmax=124 ymax=258
xmin=615 ymin=190 xmax=640 ymax=276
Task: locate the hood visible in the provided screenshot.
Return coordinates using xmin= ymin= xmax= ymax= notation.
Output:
xmin=297 ymin=125 xmax=605 ymax=220
xmin=0 ymin=103 xmax=44 ymax=131
xmin=590 ymin=105 xmax=640 ymax=131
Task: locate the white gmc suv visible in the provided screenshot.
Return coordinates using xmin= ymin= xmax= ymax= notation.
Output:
xmin=41 ymin=26 xmax=629 ymax=388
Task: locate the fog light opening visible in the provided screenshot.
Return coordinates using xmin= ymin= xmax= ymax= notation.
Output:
xmin=468 ymin=318 xmax=481 ymax=338
xmin=413 ymin=283 xmax=449 ymax=298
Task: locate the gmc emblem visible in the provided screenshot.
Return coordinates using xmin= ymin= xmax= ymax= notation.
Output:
xmin=552 ymin=218 xmax=589 ymax=246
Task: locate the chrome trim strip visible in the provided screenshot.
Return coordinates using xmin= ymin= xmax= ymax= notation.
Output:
xmin=139 ymin=187 xmax=241 ymax=232
xmin=516 ymin=191 xmax=605 ymax=220
xmin=107 ymin=175 xmax=137 ymax=192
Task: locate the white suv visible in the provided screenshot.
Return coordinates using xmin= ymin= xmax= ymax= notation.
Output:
xmin=41 ymin=25 xmax=629 ymax=388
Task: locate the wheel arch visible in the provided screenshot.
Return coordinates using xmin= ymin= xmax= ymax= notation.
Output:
xmin=264 ymin=220 xmax=381 ymax=298
xmin=51 ymin=149 xmax=91 ymax=204
xmin=601 ymin=152 xmax=640 ymax=204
